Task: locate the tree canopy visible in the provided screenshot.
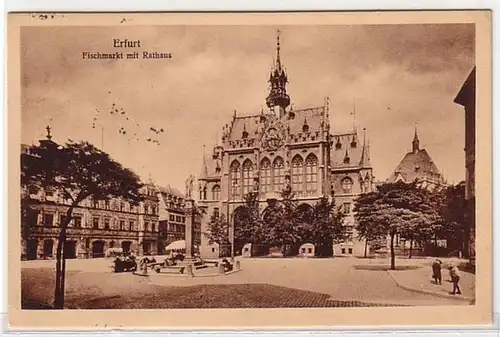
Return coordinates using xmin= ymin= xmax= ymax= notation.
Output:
xmin=21 ymin=139 xmax=144 ymax=308
xmin=354 ymin=180 xmax=469 ymax=268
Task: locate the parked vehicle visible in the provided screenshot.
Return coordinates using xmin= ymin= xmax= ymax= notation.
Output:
xmin=112 ymin=255 xmax=137 ymax=273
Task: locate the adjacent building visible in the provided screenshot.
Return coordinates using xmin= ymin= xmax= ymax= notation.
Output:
xmin=387 ymin=128 xmax=446 ymax=189
xmin=157 ymin=185 xmax=190 ymax=253
xmin=21 ymin=136 xmax=161 ymax=260
xmin=385 ymin=128 xmax=447 ymax=253
xmin=454 ymin=66 xmax=476 ymax=262
xmin=197 ymin=33 xmax=374 ymax=258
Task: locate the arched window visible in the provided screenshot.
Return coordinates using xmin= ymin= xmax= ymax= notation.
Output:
xmin=305 ymin=154 xmax=318 ymax=194
xmin=212 ymin=185 xmax=220 ymax=200
xmin=341 ymin=177 xmax=353 ymax=193
xmin=260 ymin=158 xmax=272 ymax=193
xmin=230 ymin=160 xmax=241 ymax=199
xmin=272 ymin=157 xmax=285 ymax=192
xmin=291 ymin=155 xmax=304 ymax=193
xmin=242 ymin=160 xmax=253 ymax=195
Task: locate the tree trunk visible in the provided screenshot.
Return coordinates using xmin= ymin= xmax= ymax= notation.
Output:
xmin=434 ymin=235 xmax=438 ymax=256
xmin=364 ymin=239 xmax=368 ymax=258
xmin=390 ymin=231 xmax=396 ymax=270
xmin=53 ymin=205 xmax=74 ymax=309
xmin=409 ymin=238 xmax=413 ymax=259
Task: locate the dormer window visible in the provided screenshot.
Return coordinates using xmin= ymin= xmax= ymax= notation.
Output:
xmin=336 ymin=142 xmax=342 ymax=150
xmin=343 ymin=156 xmax=350 ymax=164
xmin=350 ymin=140 xmax=357 ymax=148
xmin=302 ymin=123 xmax=309 ymax=133
xmin=288 ymin=111 xmax=295 ymax=120
xmin=242 ymin=130 xmax=248 ymax=139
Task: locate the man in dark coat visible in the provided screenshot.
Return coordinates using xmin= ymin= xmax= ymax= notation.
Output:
xmin=432 ymin=259 xmax=442 ymax=285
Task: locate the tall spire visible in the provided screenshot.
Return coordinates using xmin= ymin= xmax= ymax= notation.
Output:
xmin=199 ymin=145 xmax=208 ymax=179
xmin=412 ymin=123 xmax=420 ymax=153
xmin=276 ymin=29 xmax=282 ymax=71
xmin=266 ymin=29 xmax=290 ymax=117
xmin=351 ymin=98 xmax=357 ymax=132
xmin=359 ymin=128 xmax=371 ymax=167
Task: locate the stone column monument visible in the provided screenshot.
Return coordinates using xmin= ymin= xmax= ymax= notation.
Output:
xmin=184 ymin=175 xmax=195 ymax=262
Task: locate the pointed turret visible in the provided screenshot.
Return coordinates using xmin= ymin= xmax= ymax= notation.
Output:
xmin=359 ymin=128 xmax=371 ymax=167
xmin=266 ymin=30 xmax=291 ymax=118
xmin=199 ymin=145 xmax=208 ymax=179
xmin=412 ymin=124 xmax=420 ymax=153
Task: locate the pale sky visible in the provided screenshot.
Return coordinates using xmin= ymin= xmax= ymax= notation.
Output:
xmin=21 ymin=24 xmax=474 ymax=192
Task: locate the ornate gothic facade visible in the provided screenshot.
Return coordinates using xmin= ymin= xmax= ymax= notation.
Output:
xmin=197 ymin=33 xmax=374 ymax=258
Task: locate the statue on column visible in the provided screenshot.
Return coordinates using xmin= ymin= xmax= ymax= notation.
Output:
xmin=185 ymin=175 xmax=195 ymax=199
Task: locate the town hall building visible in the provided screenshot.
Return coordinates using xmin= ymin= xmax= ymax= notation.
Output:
xmin=196 ymin=33 xmax=374 ymax=258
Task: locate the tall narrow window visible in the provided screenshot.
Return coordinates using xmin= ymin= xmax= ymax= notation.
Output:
xmin=212 ymin=185 xmax=220 ymax=200
xmin=305 ymin=154 xmax=318 ymax=193
xmin=342 ymin=202 xmax=351 ymax=214
xmin=230 ymin=160 xmax=241 ymax=199
xmin=272 ymin=157 xmax=285 ymax=192
xmin=260 ymin=158 xmax=272 ymax=193
xmin=291 ymin=155 xmax=304 ymax=193
xmin=341 ymin=177 xmax=353 ymax=194
xmin=242 ymin=160 xmax=253 ymax=195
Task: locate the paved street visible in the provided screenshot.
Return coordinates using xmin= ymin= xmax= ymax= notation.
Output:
xmin=21 ymin=256 xmax=473 ymax=309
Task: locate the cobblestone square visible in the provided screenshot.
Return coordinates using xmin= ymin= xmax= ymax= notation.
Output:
xmin=22 ymin=257 xmax=473 ymax=309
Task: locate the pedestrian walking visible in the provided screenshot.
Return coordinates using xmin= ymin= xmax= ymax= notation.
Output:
xmin=431 ymin=259 xmax=442 ymax=285
xmin=449 ymin=263 xmax=462 ymax=295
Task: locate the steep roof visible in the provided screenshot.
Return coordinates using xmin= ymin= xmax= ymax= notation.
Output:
xmin=198 ymin=146 xmax=222 ymax=181
xmin=454 ymin=66 xmax=476 ymax=106
xmin=156 ymin=184 xmax=184 ymax=198
xmin=226 ymin=106 xmax=326 ymax=144
xmin=330 ymin=130 xmax=369 ymax=169
xmin=387 ymin=148 xmax=444 ymax=185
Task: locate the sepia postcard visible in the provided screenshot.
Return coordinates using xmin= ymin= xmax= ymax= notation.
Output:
xmin=7 ymin=11 xmax=492 ymax=330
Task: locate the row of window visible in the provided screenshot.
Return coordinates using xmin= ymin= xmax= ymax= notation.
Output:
xmin=167 ymin=223 xmax=186 ymax=233
xmin=230 ymin=155 xmax=319 ymax=199
xmin=27 ymin=211 xmax=157 ymax=231
xmin=168 ymin=214 xmax=186 ymax=223
xmin=88 ymin=199 xmax=158 ymax=215
xmin=28 ymin=188 xmax=159 ymax=215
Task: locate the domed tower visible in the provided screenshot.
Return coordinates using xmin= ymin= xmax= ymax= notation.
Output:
xmin=266 ymin=30 xmax=291 ymax=119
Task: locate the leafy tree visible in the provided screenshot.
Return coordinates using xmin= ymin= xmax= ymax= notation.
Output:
xmin=355 ymin=181 xmax=432 ymax=269
xmin=206 ymin=212 xmax=230 ymax=247
xmin=433 ymin=182 xmax=468 ymax=257
xmin=261 ymin=199 xmax=284 ymax=248
xmin=21 ymin=140 xmax=143 ymax=309
xmin=353 ymin=191 xmax=387 ymax=258
xmin=397 ymin=186 xmax=439 ymax=258
xmin=276 ymin=189 xmax=302 ymax=255
xmin=309 ymin=196 xmax=346 ymax=257
xmin=233 ymin=191 xmax=263 ymax=253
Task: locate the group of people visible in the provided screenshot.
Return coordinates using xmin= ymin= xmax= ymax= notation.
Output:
xmin=432 ymin=259 xmax=462 ymax=295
